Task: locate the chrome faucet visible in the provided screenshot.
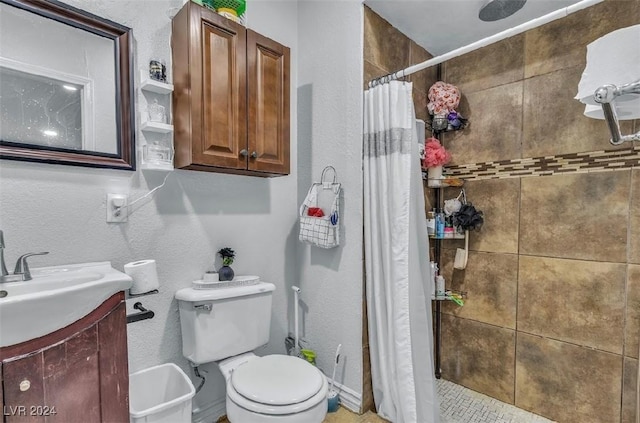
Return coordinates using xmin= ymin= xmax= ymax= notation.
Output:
xmin=0 ymin=231 xmax=49 ymax=282
xmin=0 ymin=230 xmax=8 ymax=277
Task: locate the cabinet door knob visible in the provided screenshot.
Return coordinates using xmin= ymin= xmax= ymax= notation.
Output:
xmin=250 ymin=151 xmax=258 ymax=159
xmin=239 ymin=149 xmax=248 ymax=157
xmin=19 ymin=379 xmax=30 ymax=392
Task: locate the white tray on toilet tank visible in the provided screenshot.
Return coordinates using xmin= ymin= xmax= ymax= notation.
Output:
xmin=192 ymin=275 xmax=260 ymax=290
xmin=129 ymin=363 xmax=195 ymax=423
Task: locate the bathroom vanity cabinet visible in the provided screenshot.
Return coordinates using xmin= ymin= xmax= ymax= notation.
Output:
xmin=0 ymin=293 xmax=129 ymax=423
xmin=172 ymin=2 xmax=290 ymax=176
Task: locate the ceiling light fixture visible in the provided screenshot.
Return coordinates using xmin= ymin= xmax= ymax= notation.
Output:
xmin=479 ymin=0 xmax=527 ymax=22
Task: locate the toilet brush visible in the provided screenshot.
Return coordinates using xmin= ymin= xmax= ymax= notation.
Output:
xmin=327 ymin=344 xmax=342 ymax=413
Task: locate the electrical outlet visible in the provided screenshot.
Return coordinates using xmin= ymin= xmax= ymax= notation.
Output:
xmin=106 ymin=194 xmax=128 ymax=223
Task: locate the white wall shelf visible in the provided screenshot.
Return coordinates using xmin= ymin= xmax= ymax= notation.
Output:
xmin=139 ymin=68 xmax=174 ymax=171
xmin=140 ymin=70 xmax=174 ymax=94
xmin=141 ymin=121 xmax=173 ymax=134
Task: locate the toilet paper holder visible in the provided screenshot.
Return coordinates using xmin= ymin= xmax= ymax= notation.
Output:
xmin=126 ymin=302 xmax=155 ymax=324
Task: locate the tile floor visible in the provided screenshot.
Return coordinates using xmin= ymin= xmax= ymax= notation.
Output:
xmin=218 ymin=379 xmax=554 ymax=423
xmin=437 ymin=379 xmax=554 ymax=423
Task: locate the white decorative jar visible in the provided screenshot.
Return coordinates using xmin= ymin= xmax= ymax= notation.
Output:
xmin=427 ymin=165 xmax=443 ymax=187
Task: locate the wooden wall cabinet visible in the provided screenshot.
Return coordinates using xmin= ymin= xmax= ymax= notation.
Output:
xmin=0 ymin=293 xmax=129 ymax=423
xmin=172 ymin=3 xmax=290 ymax=176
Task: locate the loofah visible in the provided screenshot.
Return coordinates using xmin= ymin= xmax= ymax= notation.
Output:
xmin=444 ymin=198 xmax=462 ymax=216
xmin=453 ymin=203 xmax=484 ymax=231
xmin=424 ymin=137 xmax=451 ymax=168
xmin=427 ymin=81 xmax=461 ymax=117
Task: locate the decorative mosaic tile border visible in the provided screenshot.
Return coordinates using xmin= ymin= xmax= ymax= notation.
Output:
xmin=445 ymin=146 xmax=640 ymax=180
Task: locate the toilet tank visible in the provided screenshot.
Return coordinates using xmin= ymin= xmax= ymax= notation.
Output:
xmin=175 ymin=282 xmax=276 ymax=365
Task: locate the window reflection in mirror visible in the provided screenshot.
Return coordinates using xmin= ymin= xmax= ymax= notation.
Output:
xmin=0 ymin=67 xmax=85 ymax=151
xmin=0 ymin=0 xmax=134 ymax=170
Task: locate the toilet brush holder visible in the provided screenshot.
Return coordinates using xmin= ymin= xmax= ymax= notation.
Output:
xmin=327 ymin=390 xmax=340 ymax=413
xmin=327 ymin=343 xmax=342 ymax=413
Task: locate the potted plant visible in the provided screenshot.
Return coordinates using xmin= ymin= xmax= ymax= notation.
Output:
xmin=423 ymin=137 xmax=451 ymax=187
xmin=217 ymin=247 xmax=235 ymax=281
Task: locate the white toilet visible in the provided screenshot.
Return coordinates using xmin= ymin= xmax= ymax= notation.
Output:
xmin=175 ymin=282 xmax=328 ymax=423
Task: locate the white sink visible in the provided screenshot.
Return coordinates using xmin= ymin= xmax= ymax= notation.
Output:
xmin=0 ymin=261 xmax=132 ymax=347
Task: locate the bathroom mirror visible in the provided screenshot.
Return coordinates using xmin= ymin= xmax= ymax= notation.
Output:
xmin=0 ymin=0 xmax=135 ymax=170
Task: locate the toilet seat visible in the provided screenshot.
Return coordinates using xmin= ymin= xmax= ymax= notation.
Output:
xmin=226 ymin=355 xmax=328 ymax=415
xmin=232 ymin=355 xmax=324 ymax=405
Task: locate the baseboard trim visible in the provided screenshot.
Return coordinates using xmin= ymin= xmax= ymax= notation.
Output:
xmin=192 ymin=398 xmax=226 ymax=423
xmin=330 ymin=380 xmax=362 ymax=413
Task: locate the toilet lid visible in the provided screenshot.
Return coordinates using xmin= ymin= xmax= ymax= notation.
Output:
xmin=231 ymin=355 xmax=324 ymax=406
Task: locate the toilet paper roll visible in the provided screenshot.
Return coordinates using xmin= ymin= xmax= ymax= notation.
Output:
xmin=124 ymin=259 xmax=160 ymax=295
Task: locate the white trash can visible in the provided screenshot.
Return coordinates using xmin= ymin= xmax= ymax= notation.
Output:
xmin=129 ymin=363 xmax=196 ymax=423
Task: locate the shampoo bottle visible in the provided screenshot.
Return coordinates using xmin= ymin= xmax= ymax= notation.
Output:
xmin=436 ymin=275 xmax=445 ymax=298
xmin=435 ymin=210 xmax=445 ymax=238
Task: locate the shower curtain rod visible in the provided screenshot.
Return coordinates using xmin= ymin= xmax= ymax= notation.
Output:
xmin=368 ymin=0 xmax=603 ymax=86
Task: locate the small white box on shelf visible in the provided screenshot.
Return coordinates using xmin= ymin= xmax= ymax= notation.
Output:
xmin=141 ymin=141 xmax=173 ymax=171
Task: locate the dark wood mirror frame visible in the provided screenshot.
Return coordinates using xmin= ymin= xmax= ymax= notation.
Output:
xmin=0 ymin=0 xmax=136 ymax=171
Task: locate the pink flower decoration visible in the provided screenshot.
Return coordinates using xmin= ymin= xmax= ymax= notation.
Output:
xmin=423 ymin=137 xmax=451 ymax=168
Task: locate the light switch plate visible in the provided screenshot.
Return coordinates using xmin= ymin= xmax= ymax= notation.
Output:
xmin=106 ymin=194 xmax=128 ymax=223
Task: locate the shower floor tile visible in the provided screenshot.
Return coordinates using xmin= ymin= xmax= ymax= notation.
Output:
xmin=438 ymin=379 xmax=555 ymax=423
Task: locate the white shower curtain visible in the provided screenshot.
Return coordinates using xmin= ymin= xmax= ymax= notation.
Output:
xmin=363 ymin=81 xmax=439 ymax=423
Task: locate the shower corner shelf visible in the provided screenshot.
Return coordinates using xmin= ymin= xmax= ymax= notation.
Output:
xmin=429 ymin=232 xmax=465 ymax=240
xmin=429 ymin=125 xmax=466 ymax=135
xmin=432 ymin=290 xmax=467 ymax=302
xmin=421 ymin=173 xmax=464 ymax=188
xmin=426 ymin=116 xmax=469 ymax=134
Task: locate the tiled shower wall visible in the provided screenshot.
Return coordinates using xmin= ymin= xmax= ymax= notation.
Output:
xmin=437 ymin=1 xmax=640 ymax=422
xmin=362 ymin=6 xmax=438 ymax=413
xmin=363 ymin=6 xmax=438 ymax=121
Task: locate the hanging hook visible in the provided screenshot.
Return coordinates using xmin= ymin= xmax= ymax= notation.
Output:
xmin=321 ymin=165 xmax=337 ymax=185
xmin=457 ymin=189 xmax=467 ymax=205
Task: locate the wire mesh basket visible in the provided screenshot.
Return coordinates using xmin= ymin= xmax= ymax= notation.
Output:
xmin=299 ymin=166 xmax=341 ymax=249
xmin=202 ymin=0 xmax=246 ymax=23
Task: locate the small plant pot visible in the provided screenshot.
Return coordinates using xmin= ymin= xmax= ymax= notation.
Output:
xmin=218 ymin=265 xmax=234 ymax=281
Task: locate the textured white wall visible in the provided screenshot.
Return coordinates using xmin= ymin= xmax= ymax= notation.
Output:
xmin=0 ymin=0 xmax=298 ymax=419
xmin=296 ymin=0 xmax=365 ymax=403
